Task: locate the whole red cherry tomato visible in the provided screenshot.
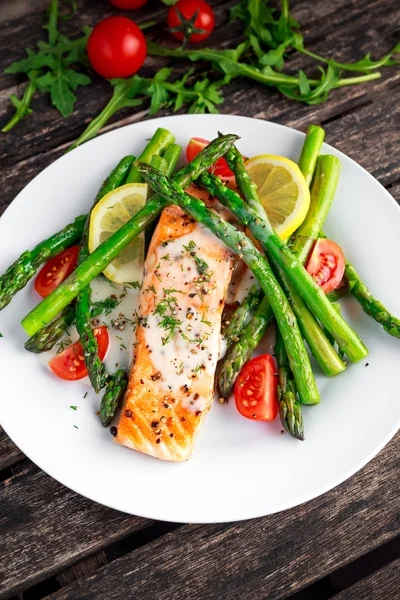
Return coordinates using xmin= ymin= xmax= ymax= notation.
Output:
xmin=168 ymin=0 xmax=215 ymax=45
xmin=87 ymin=16 xmax=146 ymax=79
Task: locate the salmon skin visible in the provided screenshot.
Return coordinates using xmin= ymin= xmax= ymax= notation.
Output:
xmin=115 ymin=192 xmax=235 ymax=461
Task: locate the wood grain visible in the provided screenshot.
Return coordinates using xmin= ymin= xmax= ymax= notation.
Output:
xmin=334 ymin=559 xmax=400 ymax=599
xmin=0 ymin=460 xmax=147 ymax=598
xmin=0 ymin=427 xmax=25 ymax=471
xmin=42 ymin=433 xmax=400 ymax=600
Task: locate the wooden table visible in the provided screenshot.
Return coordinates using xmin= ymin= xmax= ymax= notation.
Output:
xmin=1 ymin=1 xmax=399 ymax=598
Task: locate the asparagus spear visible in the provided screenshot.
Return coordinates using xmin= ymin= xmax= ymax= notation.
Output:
xmin=219 ymin=300 xmax=274 ymax=397
xmin=222 ymin=284 xmax=264 ymax=346
xmin=221 ymin=146 xmax=367 ymax=364
xmin=75 ymin=155 xmax=135 ymax=393
xmin=22 ymin=134 xmax=239 ymax=336
xmin=275 ymin=326 xmax=305 ymax=441
xmin=145 ymin=144 xmax=181 ymax=251
xmin=162 ymin=143 xmax=182 ymax=175
xmin=219 ymin=128 xmax=332 ymax=395
xmin=0 ymin=215 xmax=87 ymax=311
xmin=290 ymin=155 xmax=341 ymax=263
xmin=199 ymin=172 xmax=345 ymax=377
xmin=126 ymin=127 xmax=176 ymax=184
xmin=137 ymin=163 xmax=320 ymax=406
xmin=298 ymin=125 xmax=325 ymax=187
xmin=100 ymin=369 xmax=129 ymax=426
xmin=344 ymin=263 xmax=400 ymax=338
xmin=24 ymin=304 xmax=75 ymax=353
xmin=150 ymin=154 xmax=168 ymax=173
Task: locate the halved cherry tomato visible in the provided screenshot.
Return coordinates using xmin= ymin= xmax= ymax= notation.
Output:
xmin=186 ymin=137 xmax=235 ymax=178
xmin=34 ymin=246 xmax=79 ymax=298
xmin=49 ymin=326 xmax=109 ymax=381
xmin=87 ymin=16 xmax=146 ymax=79
xmin=234 ymin=354 xmax=278 ymax=421
xmin=306 ymin=238 xmax=345 ymax=293
xmin=168 ymin=0 xmax=215 ymax=44
xmin=110 ymin=0 xmax=147 ymax=8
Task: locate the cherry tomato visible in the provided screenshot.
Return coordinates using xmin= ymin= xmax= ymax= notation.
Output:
xmin=186 ymin=137 xmax=235 ymax=178
xmin=34 ymin=246 xmax=79 ymax=298
xmin=49 ymin=326 xmax=109 ymax=381
xmin=168 ymin=0 xmax=215 ymax=44
xmin=306 ymin=238 xmax=345 ymax=293
xmin=87 ymin=16 xmax=146 ymax=79
xmin=110 ymin=0 xmax=148 ymax=8
xmin=234 ymin=354 xmax=278 ymax=422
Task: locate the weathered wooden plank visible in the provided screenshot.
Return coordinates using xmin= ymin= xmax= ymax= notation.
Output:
xmin=45 ymin=432 xmax=400 ymax=600
xmin=0 ymin=460 xmax=148 ymax=599
xmin=0 ymin=0 xmax=398 ymax=171
xmin=0 ymin=427 xmax=25 ymax=471
xmin=334 ymin=559 xmax=400 ymax=599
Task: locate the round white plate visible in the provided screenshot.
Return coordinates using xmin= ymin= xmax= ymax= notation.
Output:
xmin=1 ymin=115 xmax=399 ymax=524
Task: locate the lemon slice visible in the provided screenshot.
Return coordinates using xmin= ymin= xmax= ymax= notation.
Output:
xmin=89 ymin=183 xmax=147 ymax=284
xmin=245 ymin=155 xmax=310 ymax=240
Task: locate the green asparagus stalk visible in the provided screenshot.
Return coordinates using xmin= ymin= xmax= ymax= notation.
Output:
xmin=24 ymin=304 xmax=75 ymax=353
xmin=146 ymin=144 xmax=182 ymax=251
xmin=290 ymin=155 xmax=341 ymax=263
xmin=126 ymin=128 xmax=176 ymax=184
xmin=150 ymin=154 xmax=168 ymax=173
xmin=298 ymin=125 xmax=325 ymax=187
xmin=137 ymin=163 xmax=320 ymax=406
xmin=75 ymin=155 xmax=135 ymax=393
xmin=275 ymin=326 xmax=305 ymax=441
xmin=22 ymin=134 xmax=239 ymax=336
xmin=0 ymin=215 xmax=87 ymax=311
xmin=100 ymin=369 xmax=128 ymax=426
xmin=218 ymin=128 xmax=332 ymax=395
xmin=199 ymin=172 xmax=345 ymax=377
xmin=223 ymin=284 xmax=264 ymax=346
xmin=219 ymin=300 xmax=274 ymax=397
xmin=162 ymin=143 xmax=182 ymax=176
xmin=221 ymin=147 xmax=367 ymax=363
xmin=344 ymin=263 xmax=400 ymax=338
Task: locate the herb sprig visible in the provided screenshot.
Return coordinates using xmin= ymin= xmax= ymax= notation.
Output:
xmin=2 ymin=0 xmax=91 ymax=132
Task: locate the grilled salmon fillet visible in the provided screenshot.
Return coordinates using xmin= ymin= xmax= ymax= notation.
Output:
xmin=115 ymin=191 xmax=235 ymax=461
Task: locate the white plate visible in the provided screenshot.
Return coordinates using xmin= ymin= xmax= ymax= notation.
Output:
xmin=1 ymin=115 xmax=399 ymax=524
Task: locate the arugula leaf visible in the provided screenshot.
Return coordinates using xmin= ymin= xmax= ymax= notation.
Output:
xmin=295 ymin=41 xmax=400 ymax=74
xmin=69 ymin=69 xmax=227 ymax=150
xmin=3 ymin=0 xmax=91 ymax=129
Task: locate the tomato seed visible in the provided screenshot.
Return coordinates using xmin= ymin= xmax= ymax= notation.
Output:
xmin=78 ymin=355 xmax=84 ymax=361
xmin=73 ymin=360 xmax=80 ymax=367
xmin=250 ymin=401 xmax=257 ymax=406
xmin=69 ymin=366 xmax=76 ymax=372
xmin=242 ymin=400 xmax=249 ymax=407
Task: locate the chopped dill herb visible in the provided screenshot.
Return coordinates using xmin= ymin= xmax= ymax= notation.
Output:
xmin=125 ymin=281 xmax=141 ymax=289
xmin=91 ymin=296 xmax=120 ymax=318
xmin=70 ymin=405 xmax=78 ymax=410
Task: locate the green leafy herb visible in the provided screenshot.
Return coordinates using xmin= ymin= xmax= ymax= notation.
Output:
xmin=70 ymin=405 xmax=77 ymax=410
xmin=73 ymin=425 xmax=79 ymax=429
xmin=125 ymin=281 xmax=141 ymax=289
xmin=68 ymin=69 xmax=226 ymax=150
xmin=3 ymin=1 xmax=91 ymax=130
xmin=90 ymin=296 xmax=120 ymax=318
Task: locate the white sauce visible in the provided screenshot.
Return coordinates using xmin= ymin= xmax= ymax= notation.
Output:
xmin=40 ymin=277 xmax=140 ymax=386
xmin=140 ymin=224 xmax=229 ymax=411
xmin=232 ymin=265 xmax=260 ymax=305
